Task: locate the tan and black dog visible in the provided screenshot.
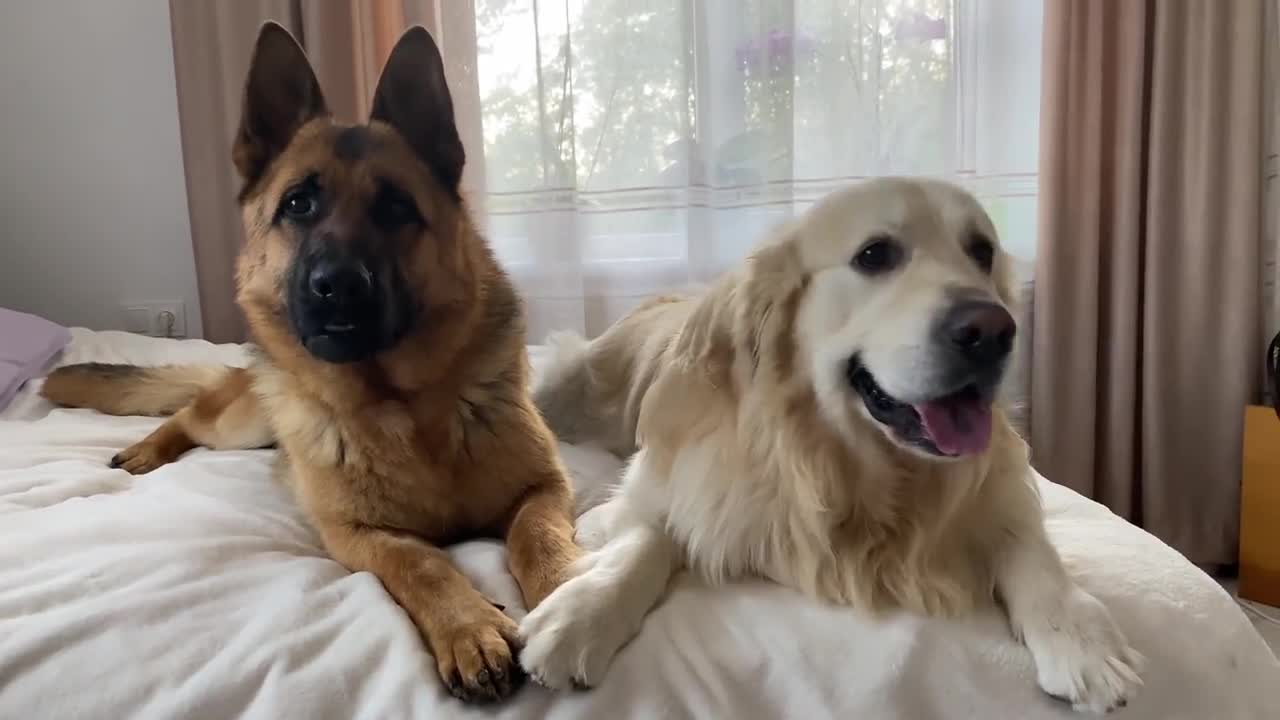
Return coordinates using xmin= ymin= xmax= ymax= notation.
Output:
xmin=41 ymin=23 xmax=579 ymax=703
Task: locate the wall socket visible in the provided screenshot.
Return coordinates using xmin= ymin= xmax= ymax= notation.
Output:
xmin=122 ymin=301 xmax=186 ymax=338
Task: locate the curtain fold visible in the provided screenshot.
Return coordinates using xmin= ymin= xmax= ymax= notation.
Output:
xmin=1031 ymin=0 xmax=1268 ymax=565
xmin=1266 ymin=0 xmax=1279 ymax=371
xmin=168 ymin=0 xmax=297 ymax=343
xmin=296 ymin=1 xmax=401 ymax=124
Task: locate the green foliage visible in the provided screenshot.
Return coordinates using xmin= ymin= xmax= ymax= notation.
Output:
xmin=475 ymin=0 xmax=954 ymax=193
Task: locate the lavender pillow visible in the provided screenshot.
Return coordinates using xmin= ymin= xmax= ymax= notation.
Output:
xmin=0 ymin=308 xmax=72 ymax=411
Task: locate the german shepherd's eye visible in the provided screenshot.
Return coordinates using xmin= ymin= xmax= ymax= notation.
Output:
xmin=966 ymin=234 xmax=995 ymax=273
xmin=280 ymin=187 xmax=319 ymax=221
xmin=371 ymin=183 xmax=423 ymax=231
xmin=852 ymin=235 xmax=904 ymax=275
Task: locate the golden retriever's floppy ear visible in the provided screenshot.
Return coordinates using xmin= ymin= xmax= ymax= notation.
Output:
xmin=370 ymin=26 xmax=465 ymax=195
xmin=735 ymin=234 xmax=807 ymax=376
xmin=233 ymin=22 xmax=328 ymax=190
xmin=673 ymin=222 xmax=806 ymax=383
xmin=673 ymin=278 xmax=737 ymax=381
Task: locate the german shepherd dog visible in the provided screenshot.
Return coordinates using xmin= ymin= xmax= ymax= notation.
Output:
xmin=41 ymin=23 xmax=579 ymax=703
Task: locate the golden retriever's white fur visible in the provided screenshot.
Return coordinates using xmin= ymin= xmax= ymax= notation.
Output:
xmin=519 ymin=178 xmax=1143 ymax=713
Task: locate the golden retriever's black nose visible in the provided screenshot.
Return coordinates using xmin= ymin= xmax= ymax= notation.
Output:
xmin=309 ymin=261 xmax=373 ymax=304
xmin=943 ymin=300 xmax=1015 ymax=366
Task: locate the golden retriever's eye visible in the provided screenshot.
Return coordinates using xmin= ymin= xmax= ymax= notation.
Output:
xmin=967 ymin=234 xmax=995 ymax=273
xmin=852 ymin=235 xmax=903 ymax=275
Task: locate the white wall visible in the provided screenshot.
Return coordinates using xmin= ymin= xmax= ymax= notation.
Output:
xmin=0 ymin=1 xmax=203 ymax=337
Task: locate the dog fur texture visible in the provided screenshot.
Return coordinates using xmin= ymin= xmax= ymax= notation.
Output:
xmin=41 ymin=23 xmax=578 ymax=704
xmin=519 ymin=178 xmax=1144 ymax=713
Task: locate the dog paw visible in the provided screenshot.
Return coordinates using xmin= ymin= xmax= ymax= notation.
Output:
xmin=429 ymin=605 xmax=525 ymax=703
xmin=519 ymin=568 xmax=632 ymax=690
xmin=110 ymin=442 xmax=178 ymax=475
xmin=1027 ymin=589 xmax=1144 ymax=714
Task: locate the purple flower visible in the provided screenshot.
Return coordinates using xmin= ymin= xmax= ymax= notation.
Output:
xmin=735 ymin=29 xmax=817 ymax=70
xmin=894 ymin=13 xmax=947 ymax=42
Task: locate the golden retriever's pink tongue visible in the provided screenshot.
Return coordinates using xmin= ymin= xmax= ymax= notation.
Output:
xmin=915 ymin=397 xmax=992 ymax=456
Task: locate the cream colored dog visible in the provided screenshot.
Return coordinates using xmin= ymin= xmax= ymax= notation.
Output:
xmin=519 ymin=177 xmax=1143 ymax=713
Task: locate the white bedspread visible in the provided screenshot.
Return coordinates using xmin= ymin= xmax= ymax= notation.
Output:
xmin=1 ymin=329 xmax=1276 ymax=719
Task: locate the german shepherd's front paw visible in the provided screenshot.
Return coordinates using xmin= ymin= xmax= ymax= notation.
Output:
xmin=428 ymin=603 xmax=525 ymax=703
xmin=110 ymin=440 xmax=181 ymax=475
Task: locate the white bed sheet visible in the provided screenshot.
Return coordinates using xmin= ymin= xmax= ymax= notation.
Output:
xmin=1 ymin=328 xmax=1276 ymax=719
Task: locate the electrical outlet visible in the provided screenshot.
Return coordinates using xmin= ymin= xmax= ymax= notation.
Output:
xmin=123 ymin=307 xmax=150 ymax=334
xmin=122 ymin=301 xmax=186 ymax=338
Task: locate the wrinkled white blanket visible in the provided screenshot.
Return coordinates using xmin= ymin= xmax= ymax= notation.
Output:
xmin=1 ymin=329 xmax=1276 ymax=719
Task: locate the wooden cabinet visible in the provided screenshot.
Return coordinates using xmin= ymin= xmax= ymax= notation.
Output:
xmin=1240 ymin=406 xmax=1280 ymax=606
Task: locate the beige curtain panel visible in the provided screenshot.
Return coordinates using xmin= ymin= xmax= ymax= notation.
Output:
xmin=1031 ymin=0 xmax=1269 ymax=566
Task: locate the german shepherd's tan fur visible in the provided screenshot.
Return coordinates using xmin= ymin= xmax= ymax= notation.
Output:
xmin=41 ymin=23 xmax=578 ymax=703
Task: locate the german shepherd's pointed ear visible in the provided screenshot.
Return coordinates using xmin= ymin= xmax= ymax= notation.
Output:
xmin=370 ymin=27 xmax=465 ymax=196
xmin=233 ymin=22 xmax=328 ymax=189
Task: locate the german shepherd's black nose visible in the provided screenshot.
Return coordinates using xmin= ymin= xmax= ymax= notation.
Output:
xmin=289 ymin=252 xmax=398 ymax=364
xmin=942 ymin=300 xmax=1015 ymax=367
xmin=309 ymin=260 xmax=373 ymax=305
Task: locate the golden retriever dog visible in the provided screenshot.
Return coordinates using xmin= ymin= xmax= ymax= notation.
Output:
xmin=518 ymin=178 xmax=1143 ymax=713
xmin=42 ymin=24 xmax=579 ymax=703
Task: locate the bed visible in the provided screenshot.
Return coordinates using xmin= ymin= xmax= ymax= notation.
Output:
xmin=1 ymin=328 xmax=1277 ymax=719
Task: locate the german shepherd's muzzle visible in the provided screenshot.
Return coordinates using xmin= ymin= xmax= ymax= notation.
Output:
xmin=283 ymin=178 xmax=416 ymax=363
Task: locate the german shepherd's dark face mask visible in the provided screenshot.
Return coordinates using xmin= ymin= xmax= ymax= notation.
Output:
xmin=231 ymin=23 xmax=473 ymax=365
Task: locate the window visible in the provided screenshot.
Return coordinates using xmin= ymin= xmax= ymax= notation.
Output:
xmin=473 ymin=0 xmax=1043 ymax=336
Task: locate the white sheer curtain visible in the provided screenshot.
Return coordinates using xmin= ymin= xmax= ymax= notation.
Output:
xmin=463 ymin=0 xmax=1044 ymax=340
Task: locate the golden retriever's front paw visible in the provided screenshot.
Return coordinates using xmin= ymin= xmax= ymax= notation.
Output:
xmin=519 ymin=568 xmax=631 ymax=690
xmin=1026 ymin=589 xmax=1144 ymax=713
xmin=109 ymin=442 xmax=179 ymax=475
